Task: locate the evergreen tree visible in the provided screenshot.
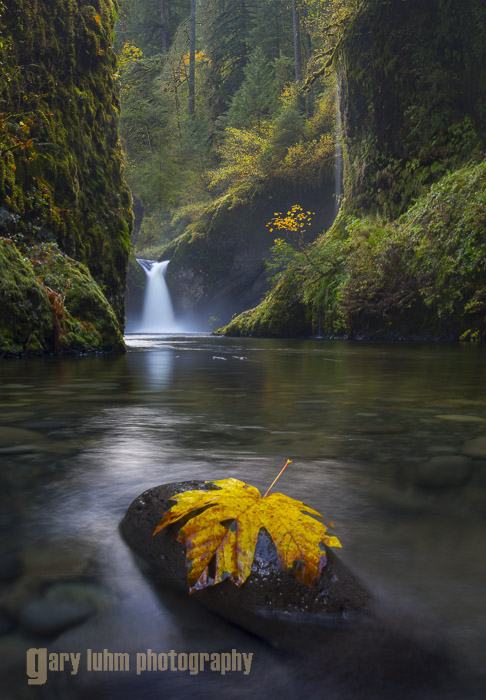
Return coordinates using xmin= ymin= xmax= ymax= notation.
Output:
xmin=188 ymin=0 xmax=196 ymax=117
xmin=227 ymin=47 xmax=277 ymax=131
xmin=117 ymin=0 xmax=190 ymax=57
xmin=267 ymin=101 xmax=306 ymax=159
xmin=200 ymin=0 xmax=257 ymax=119
xmin=247 ymin=0 xmax=293 ymax=61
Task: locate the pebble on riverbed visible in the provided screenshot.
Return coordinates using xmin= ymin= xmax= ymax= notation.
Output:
xmin=16 ymin=569 xmax=110 ymax=638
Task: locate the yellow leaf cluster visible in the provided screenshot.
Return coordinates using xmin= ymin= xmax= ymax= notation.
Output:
xmin=153 ymin=478 xmax=341 ymax=592
xmin=183 ymin=50 xmax=209 ymax=66
xmin=266 ymin=204 xmax=314 ymax=234
xmin=117 ymin=41 xmax=144 ymax=75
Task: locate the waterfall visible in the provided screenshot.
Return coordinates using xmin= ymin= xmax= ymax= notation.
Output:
xmin=334 ymin=82 xmax=343 ymax=219
xmin=136 ymin=259 xmax=179 ymax=333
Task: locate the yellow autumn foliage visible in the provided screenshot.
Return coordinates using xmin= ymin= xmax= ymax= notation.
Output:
xmin=153 ymin=477 xmax=341 ymax=592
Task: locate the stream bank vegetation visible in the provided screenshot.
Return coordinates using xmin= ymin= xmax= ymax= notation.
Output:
xmin=222 ymin=160 xmax=486 ymax=340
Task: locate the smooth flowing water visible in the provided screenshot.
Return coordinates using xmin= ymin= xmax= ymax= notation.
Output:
xmin=1 ymin=336 xmax=485 ymax=699
xmin=136 ymin=260 xmax=179 ymax=333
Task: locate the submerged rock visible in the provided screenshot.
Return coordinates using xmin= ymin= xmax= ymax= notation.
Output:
xmin=121 ymin=480 xmax=371 ymax=644
xmin=414 ymin=455 xmax=473 ymax=490
xmin=19 ymin=599 xmax=96 ymax=637
xmin=462 ymin=436 xmax=486 ymax=459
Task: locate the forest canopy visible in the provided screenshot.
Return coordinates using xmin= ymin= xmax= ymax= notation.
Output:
xmin=116 ymin=0 xmax=348 ymax=256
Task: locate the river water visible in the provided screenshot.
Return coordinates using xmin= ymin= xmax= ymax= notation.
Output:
xmin=1 ymin=335 xmax=485 ymax=699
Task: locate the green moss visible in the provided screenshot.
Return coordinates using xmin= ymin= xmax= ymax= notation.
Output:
xmin=221 ymin=1 xmax=486 ymax=340
xmin=0 ymin=0 xmax=132 ymax=328
xmin=0 ymin=238 xmax=54 ymax=356
xmin=339 ymin=0 xmax=486 ymax=217
xmin=219 ymin=273 xmax=312 ymax=337
xmin=25 ymin=240 xmax=125 ymax=352
xmin=221 ymin=161 xmax=486 ymax=341
xmin=0 ymin=237 xmax=124 ymax=356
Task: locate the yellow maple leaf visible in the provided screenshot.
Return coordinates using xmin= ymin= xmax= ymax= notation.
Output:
xmin=153 ymin=477 xmax=341 ymax=593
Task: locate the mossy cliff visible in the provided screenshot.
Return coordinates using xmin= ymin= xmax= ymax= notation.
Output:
xmin=340 ymin=0 xmax=486 ymax=217
xmin=221 ymin=0 xmax=486 ymax=340
xmin=0 ymin=238 xmax=124 ymax=355
xmin=0 ymin=0 xmax=132 ymax=355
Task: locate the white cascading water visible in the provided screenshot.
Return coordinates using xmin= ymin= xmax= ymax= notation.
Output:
xmin=333 ymin=71 xmax=344 ymax=221
xmin=334 ymin=96 xmax=343 ymax=219
xmin=136 ymin=259 xmax=179 ymax=333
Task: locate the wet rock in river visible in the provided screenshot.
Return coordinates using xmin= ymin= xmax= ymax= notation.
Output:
xmin=414 ymin=455 xmax=473 ymax=490
xmin=19 ymin=541 xmax=94 ymax=581
xmin=426 ymin=445 xmax=457 ymax=454
xmin=121 ymin=481 xmax=371 ymax=645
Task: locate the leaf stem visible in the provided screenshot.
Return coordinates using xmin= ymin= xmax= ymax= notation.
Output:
xmin=263 ymin=459 xmax=292 ymax=498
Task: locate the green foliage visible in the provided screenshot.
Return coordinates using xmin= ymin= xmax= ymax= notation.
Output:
xmin=208 ymin=127 xmax=269 ymax=193
xmin=222 ymin=161 xmax=486 ymax=341
xmin=265 ymin=101 xmax=305 ymax=159
xmin=227 ymin=47 xmax=278 ymax=132
xmin=117 ymin=0 xmax=340 ymax=260
xmin=200 ymin=0 xmax=257 ymax=120
xmin=246 ymin=0 xmax=293 ymax=61
xmin=116 ymin=0 xmax=191 ymax=57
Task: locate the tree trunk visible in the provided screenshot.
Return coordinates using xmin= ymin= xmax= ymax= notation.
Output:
xmin=292 ymin=0 xmax=302 ymax=82
xmin=188 ymin=0 xmax=196 ymax=118
xmin=303 ymin=2 xmax=313 ymax=115
xmin=161 ymin=0 xmax=168 ymax=55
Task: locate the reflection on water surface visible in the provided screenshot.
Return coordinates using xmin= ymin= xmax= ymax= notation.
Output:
xmin=0 ymin=335 xmax=485 ymax=699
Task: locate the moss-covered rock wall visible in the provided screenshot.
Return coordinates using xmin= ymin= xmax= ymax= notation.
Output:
xmin=0 ymin=0 xmax=132 ymax=338
xmin=0 ymin=237 xmax=124 ymax=356
xmin=340 ymin=0 xmax=486 ymax=217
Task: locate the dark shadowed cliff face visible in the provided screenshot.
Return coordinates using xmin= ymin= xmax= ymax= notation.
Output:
xmin=0 ymin=0 xmax=132 ymax=327
xmin=163 ymin=177 xmax=336 ymax=327
xmin=340 ymin=0 xmax=486 ymax=217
